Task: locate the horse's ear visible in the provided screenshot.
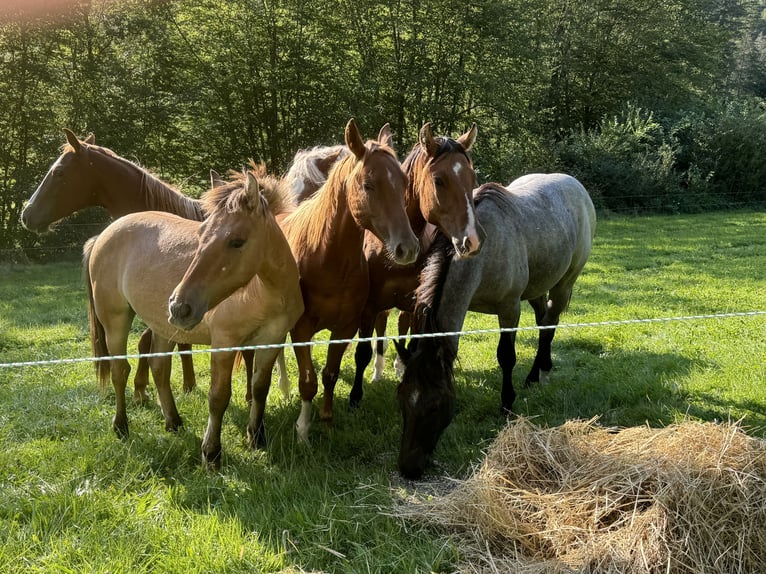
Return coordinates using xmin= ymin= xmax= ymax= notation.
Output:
xmin=377 ymin=123 xmax=393 ymax=148
xmin=244 ymin=170 xmax=262 ymax=210
xmin=393 ymin=339 xmax=412 ymax=366
xmin=419 ymin=123 xmax=438 ymax=157
xmin=84 ymin=132 xmax=95 ymax=145
xmin=63 ymin=128 xmax=81 ymax=153
xmin=456 ymin=123 xmax=477 ymax=151
xmin=210 ymin=169 xmax=225 ymax=189
xmin=345 ymin=118 xmax=366 ymax=160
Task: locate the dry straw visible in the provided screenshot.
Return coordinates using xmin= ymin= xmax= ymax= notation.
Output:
xmin=400 ymin=417 xmax=766 ymax=573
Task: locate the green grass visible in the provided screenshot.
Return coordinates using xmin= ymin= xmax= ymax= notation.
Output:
xmin=1 ymin=210 xmax=765 ymax=573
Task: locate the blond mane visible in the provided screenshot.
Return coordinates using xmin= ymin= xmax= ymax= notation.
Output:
xmin=282 ymin=141 xmax=393 ymax=258
xmin=201 ymin=160 xmax=295 ymax=217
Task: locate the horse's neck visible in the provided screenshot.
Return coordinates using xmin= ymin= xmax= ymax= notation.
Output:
xmin=92 ymin=151 xmax=203 ymax=220
xmin=252 ymin=217 xmax=300 ymax=290
xmin=405 ymin=168 xmax=429 ymax=238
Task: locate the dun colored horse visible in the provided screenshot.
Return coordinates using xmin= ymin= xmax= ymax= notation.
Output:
xmin=84 ymin=167 xmax=302 ymax=466
xmin=349 ymin=122 xmax=482 ymax=407
xmin=395 ymin=174 xmax=596 ymax=478
xmin=21 ymin=130 xmax=201 ymax=399
xmin=280 ymin=118 xmax=419 ymax=442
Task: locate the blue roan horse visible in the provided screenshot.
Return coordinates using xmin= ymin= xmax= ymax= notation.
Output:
xmin=395 ymin=173 xmax=597 ymax=479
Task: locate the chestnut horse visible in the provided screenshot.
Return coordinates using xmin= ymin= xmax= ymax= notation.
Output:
xmin=21 ymin=130 xmax=201 ymax=399
xmin=280 ymin=119 xmax=419 ymax=442
xmin=349 ymin=122 xmax=482 ymax=407
xmin=396 ymin=174 xmax=596 ymax=478
xmin=84 ymin=167 xmax=302 ymax=466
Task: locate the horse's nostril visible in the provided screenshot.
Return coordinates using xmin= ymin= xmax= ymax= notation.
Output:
xmin=171 ymin=301 xmax=191 ymax=319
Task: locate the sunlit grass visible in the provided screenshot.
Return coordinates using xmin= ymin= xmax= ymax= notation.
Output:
xmin=0 ymin=210 xmax=765 ymax=572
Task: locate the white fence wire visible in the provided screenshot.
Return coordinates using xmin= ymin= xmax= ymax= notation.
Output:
xmin=1 ymin=310 xmax=764 ymax=369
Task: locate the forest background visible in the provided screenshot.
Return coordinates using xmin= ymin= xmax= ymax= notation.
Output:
xmin=1 ymin=0 xmax=766 ymax=261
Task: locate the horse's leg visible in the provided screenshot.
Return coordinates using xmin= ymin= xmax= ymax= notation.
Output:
xmin=350 ymin=309 xmax=377 ymax=408
xmin=371 ymin=310 xmax=389 ymax=382
xmin=148 ymin=336 xmax=183 ymax=432
xmin=133 ymin=328 xmax=152 ymax=404
xmin=246 ymin=346 xmax=282 ymax=449
xmin=497 ymin=303 xmax=522 ymax=414
xmin=393 ymin=310 xmax=413 ymax=378
xmin=241 ymin=349 xmax=255 ymax=403
xmin=178 ymin=343 xmax=196 ymax=393
xmin=102 ymin=316 xmax=133 ymax=438
xmin=320 ymin=334 xmax=352 ymax=426
xmin=292 ymin=319 xmax=319 ymax=443
xmin=275 ymin=348 xmax=290 ymax=401
xmin=526 ymin=288 xmax=571 ymax=386
xmin=202 ymin=349 xmax=236 ymax=468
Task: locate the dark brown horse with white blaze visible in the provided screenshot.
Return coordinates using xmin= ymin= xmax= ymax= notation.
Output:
xmin=349 ymin=122 xmax=483 ymax=408
xmin=84 ymin=168 xmax=302 ymax=466
xmin=21 ymin=129 xmax=201 ymax=399
xmin=396 ymin=173 xmax=596 ymax=479
xmin=280 ymin=119 xmax=419 ymax=442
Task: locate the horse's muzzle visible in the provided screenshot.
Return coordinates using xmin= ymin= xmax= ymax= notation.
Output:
xmin=168 ymin=295 xmax=205 ymax=330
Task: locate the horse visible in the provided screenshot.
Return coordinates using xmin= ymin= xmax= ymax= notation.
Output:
xmin=21 ymin=129 xmax=203 ymax=400
xmin=349 ymin=122 xmax=482 ymax=408
xmin=280 ymin=118 xmax=419 ymax=442
xmin=84 ymin=166 xmax=303 ymax=467
xmin=284 ymin=144 xmax=349 ymax=202
xmin=395 ymin=173 xmax=596 ymax=479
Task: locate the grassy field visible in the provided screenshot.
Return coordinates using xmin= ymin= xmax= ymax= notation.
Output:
xmin=1 ymin=210 xmax=765 ymax=573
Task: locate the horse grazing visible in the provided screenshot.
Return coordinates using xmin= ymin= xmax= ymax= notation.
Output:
xmin=84 ymin=167 xmax=302 ymax=467
xmin=280 ymin=118 xmax=419 ymax=442
xmin=349 ymin=122 xmax=482 ymax=407
xmin=395 ymin=173 xmax=596 ymax=479
xmin=21 ymin=129 xmax=202 ymax=399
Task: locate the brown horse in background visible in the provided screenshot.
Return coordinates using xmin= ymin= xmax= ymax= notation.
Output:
xmin=349 ymin=122 xmax=482 ymax=407
xmin=21 ymin=129 xmax=201 ymax=399
xmin=280 ymin=118 xmax=419 ymax=442
xmin=85 ymin=167 xmax=302 ymax=466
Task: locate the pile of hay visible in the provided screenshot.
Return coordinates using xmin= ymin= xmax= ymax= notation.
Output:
xmin=403 ymin=417 xmax=766 ymax=573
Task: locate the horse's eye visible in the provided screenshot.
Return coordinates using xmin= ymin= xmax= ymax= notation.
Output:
xmin=228 ymin=238 xmax=246 ymax=249
xmin=363 ymin=181 xmax=374 ymax=193
xmin=433 ymin=176 xmax=445 ymax=188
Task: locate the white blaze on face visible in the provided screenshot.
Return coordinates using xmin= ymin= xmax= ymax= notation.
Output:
xmin=452 ymin=161 xmax=462 ymax=177
xmin=387 ymin=168 xmax=395 ymax=188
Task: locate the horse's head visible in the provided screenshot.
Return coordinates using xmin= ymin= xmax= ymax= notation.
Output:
xmin=409 ymin=123 xmax=484 ymax=258
xmin=21 ymin=128 xmax=97 ymax=232
xmin=343 ymin=118 xmax=419 ymax=266
xmin=395 ymin=337 xmax=457 ymax=479
xmin=168 ymin=170 xmax=274 ymax=330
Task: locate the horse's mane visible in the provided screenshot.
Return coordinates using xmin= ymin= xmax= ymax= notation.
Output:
xmin=285 ymin=144 xmax=350 ymax=197
xmin=201 ymin=161 xmax=295 ymax=217
xmin=68 ymin=141 xmax=205 ymax=221
xmin=283 ymin=141 xmax=394 ymax=257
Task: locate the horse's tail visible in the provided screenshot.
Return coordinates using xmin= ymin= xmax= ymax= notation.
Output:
xmin=83 ymin=237 xmax=111 ymax=388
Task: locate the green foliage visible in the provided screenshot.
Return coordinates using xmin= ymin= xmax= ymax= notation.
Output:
xmin=2 ymin=0 xmax=766 ymax=255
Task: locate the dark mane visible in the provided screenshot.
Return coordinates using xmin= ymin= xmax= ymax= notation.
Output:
xmin=414 ymin=230 xmax=456 ymax=334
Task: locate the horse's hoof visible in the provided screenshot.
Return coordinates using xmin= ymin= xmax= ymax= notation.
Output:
xmin=348 ymin=394 xmax=362 ymax=409
xmin=202 ymin=448 xmax=222 ymax=470
xmin=112 ymin=418 xmax=129 ymax=440
xmin=247 ymin=426 xmax=267 ymax=450
xmin=165 ymin=417 xmax=183 ymax=433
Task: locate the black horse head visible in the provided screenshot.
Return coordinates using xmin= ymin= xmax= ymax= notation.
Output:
xmin=395 ymin=336 xmax=457 ymax=479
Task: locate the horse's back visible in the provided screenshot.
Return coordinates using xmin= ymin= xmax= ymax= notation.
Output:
xmin=456 ymin=174 xmax=595 ymax=310
xmin=88 ymin=212 xmax=200 ymax=337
